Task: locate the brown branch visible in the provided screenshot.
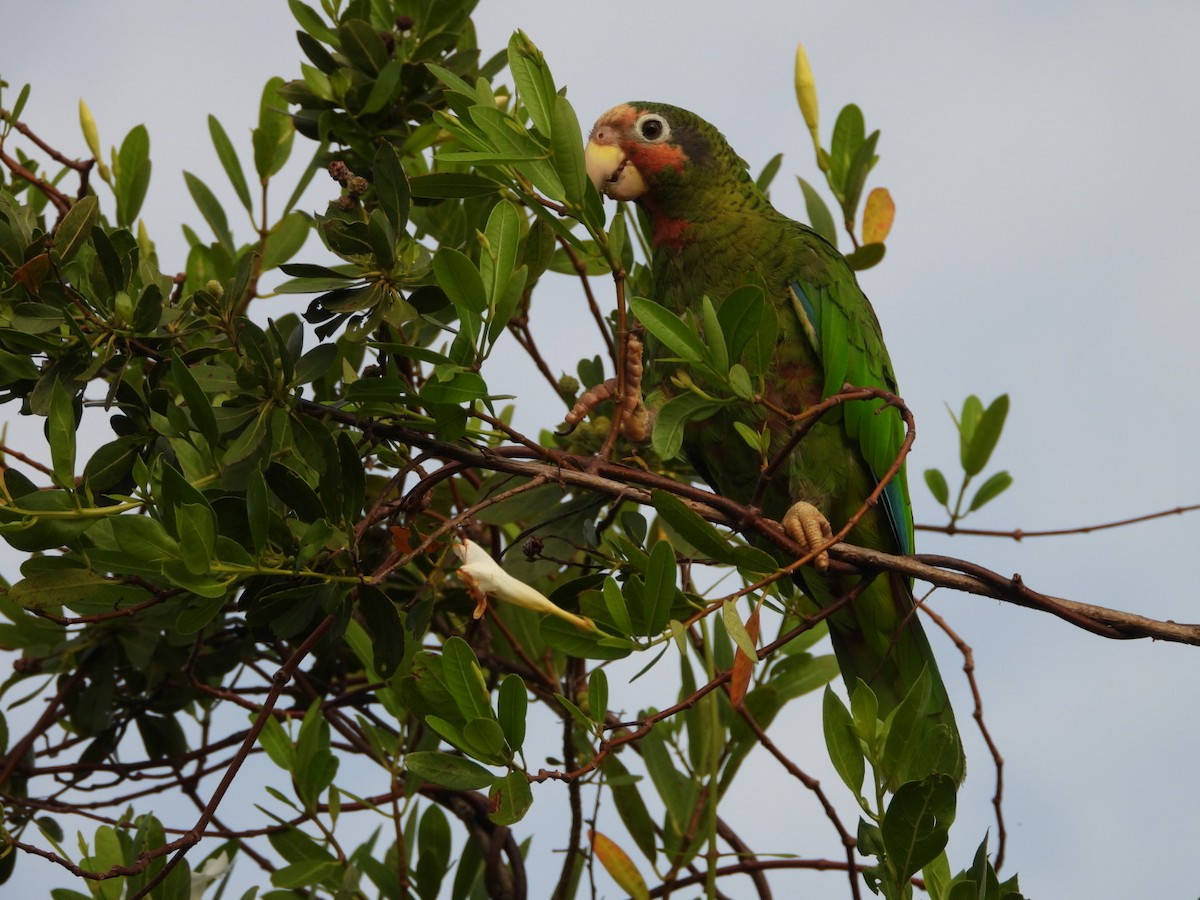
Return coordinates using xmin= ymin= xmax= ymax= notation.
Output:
xmin=917 ymin=502 xmax=1200 ymax=540
xmin=299 ymin=398 xmax=1200 ymax=647
xmin=128 ymin=613 xmax=338 ymax=899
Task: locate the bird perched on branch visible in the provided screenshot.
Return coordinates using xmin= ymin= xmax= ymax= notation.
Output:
xmin=584 ymin=102 xmax=963 ymax=780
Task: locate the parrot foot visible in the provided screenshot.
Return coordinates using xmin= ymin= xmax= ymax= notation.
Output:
xmin=782 ymin=501 xmax=833 ymax=572
xmin=557 ymin=334 xmax=650 ymax=442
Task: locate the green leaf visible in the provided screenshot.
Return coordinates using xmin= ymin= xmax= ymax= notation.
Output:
xmin=717 ymin=284 xmax=776 ymax=375
xmin=602 ymin=577 xmax=634 ymax=636
xmin=171 ymin=351 xmax=218 ymax=446
xmin=550 ymin=95 xmax=588 ymax=207
xmin=969 ymin=470 xmax=1012 ymax=512
xmin=272 ymin=860 xmax=343 ymax=889
xmin=371 ymin=142 xmax=410 ymax=234
xmin=338 ymin=18 xmax=388 ymax=75
xmin=177 ymin=502 xmax=217 ymax=575
xmin=755 ymin=152 xmax=784 ymax=193
xmin=48 ymin=380 xmax=77 ymax=489
xmin=208 ymin=115 xmax=253 ymax=214
xmin=405 ymin=751 xmax=494 ymax=790
xmin=53 ymin=196 xmax=100 ymax=263
xmin=642 ymin=539 xmax=677 ymax=637
xmin=360 ymin=57 xmax=403 ymax=115
xmin=798 ymin=177 xmax=838 ymax=246
xmin=433 ymin=246 xmax=487 ymax=312
xmin=479 ymin=200 xmax=520 ymax=308
xmin=881 ymin=668 xmax=933 ymax=789
xmin=587 ymin=667 xmax=609 ymax=723
xmin=700 ymin=295 xmax=728 ymax=375
xmin=115 ymin=124 xmax=151 ymax=227
xmin=963 ymin=394 xmax=1009 ymax=477
xmin=9 ymin=568 xmax=114 ymax=610
xmin=844 ymin=241 xmax=886 ymax=271
xmin=650 ymin=489 xmax=734 ymax=563
xmin=408 ymin=172 xmax=499 ymax=199
xmin=295 ymin=700 xmax=339 ymax=807
xmin=488 ymin=770 xmax=533 ymax=825
xmin=496 ymin=674 xmax=528 ymax=753
xmin=539 ymin=616 xmax=635 ymax=660
xmin=822 ymin=687 xmax=864 ymax=796
xmin=440 ymin=636 xmax=491 ymax=721
xmin=421 ymin=371 xmax=486 ymax=406
xmin=184 ymin=171 xmax=234 ymax=253
xmin=357 ymin=585 xmax=404 ymax=678
xmin=629 ymin=296 xmax=708 ymax=365
xmin=829 ymin=103 xmax=866 ymax=197
xmin=260 ymin=211 xmax=311 ymax=271
xmin=651 ymin=393 xmax=722 ymax=461
xmin=924 ymin=468 xmax=950 ymax=506
xmin=956 ymin=395 xmax=984 ymax=469
xmin=881 ymin=774 xmax=957 ymax=884
xmin=507 ymin=31 xmax=557 ymax=136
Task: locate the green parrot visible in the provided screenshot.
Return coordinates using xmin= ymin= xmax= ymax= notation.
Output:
xmin=584 ymin=102 xmax=963 ymax=780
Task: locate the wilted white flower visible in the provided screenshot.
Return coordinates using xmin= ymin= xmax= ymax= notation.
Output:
xmin=452 ymin=538 xmax=597 ymax=632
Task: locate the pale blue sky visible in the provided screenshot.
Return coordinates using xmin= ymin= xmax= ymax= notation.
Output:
xmin=3 ymin=2 xmax=1199 ymax=897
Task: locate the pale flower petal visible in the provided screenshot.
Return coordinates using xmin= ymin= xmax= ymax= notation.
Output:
xmin=452 ymin=538 xmax=596 ymax=631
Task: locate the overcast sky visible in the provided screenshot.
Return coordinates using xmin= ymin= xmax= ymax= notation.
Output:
xmin=4 ymin=2 xmax=1200 ymax=897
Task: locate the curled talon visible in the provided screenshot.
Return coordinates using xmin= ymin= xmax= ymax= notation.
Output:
xmin=782 ymin=501 xmax=833 ymax=572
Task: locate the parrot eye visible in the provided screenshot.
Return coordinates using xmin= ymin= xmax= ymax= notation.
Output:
xmin=635 ymin=113 xmax=670 ymax=143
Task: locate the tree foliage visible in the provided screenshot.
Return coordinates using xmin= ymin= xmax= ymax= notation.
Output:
xmin=7 ymin=2 xmax=1172 ymax=898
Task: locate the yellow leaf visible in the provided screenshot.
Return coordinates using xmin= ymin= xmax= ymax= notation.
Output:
xmin=862 ymin=187 xmax=895 ymax=245
xmin=591 ymin=830 xmax=649 ymax=900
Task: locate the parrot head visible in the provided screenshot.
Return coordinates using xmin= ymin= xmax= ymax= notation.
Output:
xmin=585 ymin=102 xmax=751 ymax=247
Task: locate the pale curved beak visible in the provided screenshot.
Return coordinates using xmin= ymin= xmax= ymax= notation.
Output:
xmin=585 ymin=140 xmax=647 ymax=201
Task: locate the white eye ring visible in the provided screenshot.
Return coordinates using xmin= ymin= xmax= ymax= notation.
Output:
xmin=635 ymin=113 xmax=670 ymax=143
